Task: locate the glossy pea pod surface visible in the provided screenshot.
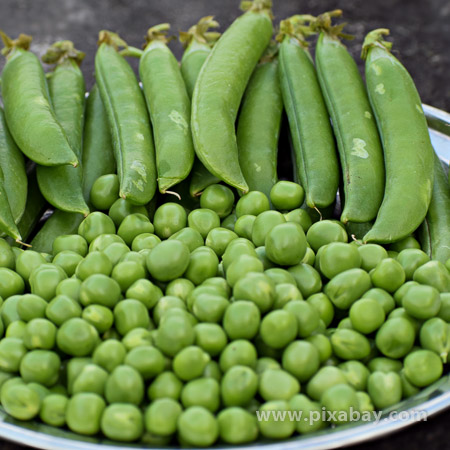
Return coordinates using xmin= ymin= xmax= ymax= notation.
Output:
xmin=0 ymin=107 xmax=27 ymax=223
xmin=95 ymin=38 xmax=156 ymax=205
xmin=1 ymin=38 xmax=78 ymax=166
xmin=419 ymin=155 xmax=450 ymax=264
xmin=278 ymin=30 xmax=339 ymax=209
xmin=140 ymin=29 xmax=195 ymax=193
xmin=316 ymin=32 xmax=384 ymax=223
xmin=37 ymin=55 xmax=89 ymax=216
xmin=362 ymin=30 xmax=434 ymax=243
xmin=0 ymin=164 xmax=21 ymax=240
xmin=191 ymin=2 xmax=273 ymax=193
xmin=82 ymin=84 xmax=116 ymax=204
xmin=237 ymin=56 xmax=282 ymax=197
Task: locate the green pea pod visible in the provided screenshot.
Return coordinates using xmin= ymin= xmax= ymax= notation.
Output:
xmin=36 ymin=41 xmax=89 ymax=216
xmin=277 ymin=18 xmax=339 ymax=209
xmin=314 ymin=12 xmax=384 ymax=223
xmin=0 ymin=165 xmax=21 ymax=241
xmin=95 ymin=31 xmax=156 ymax=205
xmin=189 ymin=160 xmax=221 ymax=197
xmin=82 ymin=84 xmax=116 ymax=204
xmin=191 ymin=0 xmax=273 ymax=193
xmin=0 ymin=32 xmax=78 ymax=166
xmin=362 ymin=29 xmax=434 ymax=243
xmin=31 ymin=210 xmax=83 ymax=254
xmin=0 ymin=107 xmax=27 ymax=223
xmin=140 ymin=24 xmax=195 ymax=193
xmin=237 ymin=47 xmax=282 ymax=197
xmin=418 ymin=155 xmax=450 ymax=264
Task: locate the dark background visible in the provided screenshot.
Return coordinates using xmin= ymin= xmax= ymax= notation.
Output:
xmin=0 ymin=0 xmax=449 ymax=449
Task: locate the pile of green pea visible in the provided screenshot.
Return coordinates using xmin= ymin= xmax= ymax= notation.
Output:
xmin=0 ymin=175 xmax=449 ymax=446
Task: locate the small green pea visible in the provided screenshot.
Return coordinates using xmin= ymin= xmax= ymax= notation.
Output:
xmin=56 ymin=318 xmax=98 ymax=357
xmin=92 ymin=340 xmax=127 ymax=373
xmin=147 ymin=371 xmax=183 ymax=401
xmin=223 ymin=301 xmax=260 ymax=340
xmin=217 ymin=407 xmax=259 ymax=444
xmin=219 ymin=340 xmax=257 ymax=372
xmin=234 ymin=215 xmax=256 ymax=240
xmin=146 ymin=240 xmax=190 ymax=282
xmin=200 ymin=184 xmax=235 ymax=218
xmin=78 ymin=212 xmax=116 ymax=244
xmin=402 ymin=284 xmax=441 ymax=319
xmin=236 ymin=191 xmax=270 ymax=217
xmin=66 ymin=392 xmax=105 ymax=435
xmin=270 ymin=181 xmax=304 ymax=211
xmin=260 ymin=310 xmax=298 ymax=349
xmin=371 ymin=258 xmax=406 ymax=293
xmin=105 ymin=365 xmax=144 ymax=405
xmin=357 ymin=244 xmax=388 ymax=272
xmin=220 ymin=365 xmax=258 ymax=407
xmin=282 ymin=340 xmax=320 ymax=382
xmin=45 ymin=295 xmax=82 ymax=326
xmin=349 ymin=298 xmax=385 ymax=334
xmin=284 ymin=208 xmax=312 ymax=232
xmin=321 ymin=383 xmax=359 ymax=424
xmin=251 ymin=210 xmax=286 ymax=247
xmin=40 ymin=394 xmax=68 ymax=427
xmin=205 ymin=227 xmax=238 ymax=257
xmin=375 ymin=317 xmax=415 ymax=358
xmin=144 ymin=398 xmax=182 ymax=436
xmin=306 ymin=366 xmax=348 ymax=401
xmin=306 ymin=220 xmax=348 ymax=252
xmin=20 ymin=349 xmax=60 ymax=387
xmin=257 ymin=401 xmax=295 ymax=439
xmin=126 ymin=278 xmax=162 ymax=309
xmin=367 ymin=371 xmax=402 ymax=409
xmin=90 ymin=174 xmax=120 ymax=210
xmin=101 ymin=403 xmax=144 ymax=442
xmin=177 ymin=406 xmax=218 ymax=447
xmin=108 ymin=198 xmax=148 ymax=228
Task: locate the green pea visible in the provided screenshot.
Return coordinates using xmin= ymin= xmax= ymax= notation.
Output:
xmin=339 ymin=360 xmax=370 ymax=391
xmin=144 ymin=398 xmax=182 ymax=436
xmin=75 ymin=251 xmax=113 ymax=281
xmin=324 ymin=268 xmax=372 ymax=309
xmin=178 ymin=406 xmax=218 ymax=447
xmin=375 ymin=317 xmax=415 ymax=358
xmin=265 ymin=268 xmax=296 ymax=286
xmin=1 ymin=295 xmax=21 ymax=327
xmin=154 ymin=311 xmax=194 ymax=357
xmin=89 ymin=234 xmax=125 ymax=253
xmin=66 ymin=392 xmax=105 ymax=435
xmin=194 ymin=323 xmax=228 ymax=357
xmin=307 ymin=334 xmax=333 ymax=363
xmin=219 ymin=340 xmax=257 ymax=372
xmin=205 ymin=227 xmax=238 ymax=257
xmin=79 ymin=274 xmax=121 ymax=308
xmin=192 ymin=293 xmax=229 ymax=323
xmin=108 ymin=198 xmax=149 ymax=228
xmin=101 ymin=403 xmax=143 ymax=442
xmin=251 ymin=210 xmax=286 ymax=247
xmin=168 ymin=227 xmax=204 ymax=252
xmin=78 ymin=212 xmax=115 ymax=244
xmin=258 ymin=401 xmax=295 ymax=439
xmin=255 ymin=357 xmax=281 ymax=375
xmin=0 ymin=337 xmax=26 ymax=372
xmin=114 ymin=299 xmax=150 ymax=336
xmin=126 ymin=278 xmax=162 ymax=309
xmin=367 ymin=371 xmax=402 ymax=409
xmin=124 ymin=346 xmax=165 ymax=381
xmin=217 ymin=407 xmax=259 ymax=444
xmin=306 ymin=366 xmax=348 ymax=401
xmin=130 ymin=233 xmax=159 ymax=253
xmin=289 ymin=394 xmax=325 ymax=433
xmin=234 ymin=215 xmax=256 ymax=241
xmin=52 ymin=250 xmax=83 ymax=277
xmin=1 ymin=383 xmax=40 ymax=420
xmin=6 ymin=320 xmax=25 ymax=339
xmin=102 ymin=242 xmax=130 ymax=266
xmin=306 ymin=220 xmax=348 ymax=252
xmin=357 ymin=244 xmax=388 ymax=272
xmin=112 ymin=260 xmax=146 ymax=292
xmin=0 ymin=239 xmax=14 ymax=269
xmin=72 ymin=363 xmax=108 ymax=396
xmin=371 ymin=258 xmax=406 ymax=293
xmin=173 ymin=346 xmax=210 ymax=381
xmin=56 ymin=278 xmax=81 ymax=302
xmin=404 ymin=349 xmax=444 ymax=387
xmin=221 ymin=212 xmax=237 ymax=231
xmin=146 ymin=240 xmax=190 ymax=282
xmin=203 ymin=360 xmax=222 ymax=382
xmin=306 ymin=293 xmax=334 ymax=326
xmin=270 ymin=181 xmax=304 ymax=210
xmin=148 ymin=371 xmax=183 ymax=401
xmin=414 ymin=260 xmax=450 ymax=293
xmin=362 ymin=288 xmax=395 ymax=314
xmin=17 ymin=294 xmax=47 ymax=322
xmin=321 ymin=383 xmax=359 ymax=424
xmin=92 ymin=340 xmax=126 ymax=373
xmin=23 ymin=318 xmax=57 ymax=350
xmin=349 ymin=298 xmax=385 ymax=334
xmin=284 ymin=301 xmax=320 ymax=338
xmin=181 ymin=377 xmax=220 ymax=413
xmin=200 ymin=184 xmax=235 ymax=218
xmin=20 ymin=349 xmax=60 ymax=387
xmin=420 ymin=317 xmax=450 ymax=363
xmin=184 ymin=246 xmax=219 ymax=285
xmin=236 ymin=191 xmax=270 ymax=217
xmin=438 ymin=293 xmax=450 ymax=322
xmin=222 ymin=300 xmax=260 ymax=340
xmin=164 ymin=279 xmax=193 ymax=302
xmin=56 ymin=318 xmax=98 ymax=357
xmin=66 ymin=358 xmax=92 ymax=394
xmin=105 ymin=364 xmax=144 ymax=405
xmin=29 ymin=264 xmax=66 ymax=301
xmin=260 ymin=310 xmax=298 ymax=349
xmin=232 ymin=272 xmax=274 ymax=312
xmin=320 ymin=242 xmax=361 ymax=279
xmin=202 ymin=277 xmax=231 ymax=297
xmin=0 ymin=268 xmax=24 ymax=299
xmin=89 ymin=174 xmax=119 ymax=210
xmin=402 ymin=284 xmax=441 ymax=319
xmin=368 ymin=357 xmax=403 ymax=373
xmin=122 ymin=327 xmax=153 ymax=350
xmin=288 ymin=263 xmax=322 ymax=298
xmin=45 ymin=295 xmax=82 ymax=327
xmin=82 ymin=305 xmax=113 ymax=334
xmin=331 ymin=329 xmax=371 ymax=360
xmin=221 ymin=365 xmax=258 ymax=407
xmin=40 ymin=394 xmax=68 ymax=427
xmin=357 ymin=391 xmax=375 ymax=413
xmin=396 ymin=248 xmax=430 ymax=280
xmin=284 ymin=208 xmax=312 ymax=232
xmin=282 ymin=340 xmax=320 ymax=382
xmin=188 ymin=208 xmax=221 ymax=239
xmin=52 ymin=234 xmax=88 ymax=257
xmin=15 ymin=251 xmax=47 ymax=284
xmin=117 ymin=213 xmax=154 ymax=246
xmin=226 ymin=255 xmax=264 ymax=288
xmin=301 ymin=247 xmax=316 ymax=265
xmin=153 ymin=296 xmax=186 ymax=325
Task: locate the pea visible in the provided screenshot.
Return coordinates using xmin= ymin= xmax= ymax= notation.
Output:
xmin=236 ymin=191 xmax=270 ymax=217
xmin=124 ymin=346 xmax=165 ymax=381
xmin=282 ymin=340 xmax=320 ymax=382
xmin=180 ymin=377 xmax=220 ymax=413
xmin=258 ymin=401 xmax=295 ymax=439
xmin=15 ymin=251 xmax=47 ymax=284
xmin=6 ymin=320 xmax=26 ymax=340
xmin=192 ymin=293 xmax=229 ymax=323
xmin=29 ymin=264 xmax=66 ymax=301
xmin=169 ymin=227 xmax=204 ymax=252
xmin=368 ymin=357 xmax=403 ymax=373
xmin=234 ymin=215 xmax=256 ymax=241
xmin=404 ymin=349 xmax=444 ymax=388
xmin=1 ymin=295 xmax=21 ymax=327
xmin=205 ymin=227 xmax=238 ymax=257
xmin=288 ymin=263 xmax=322 ymax=298
xmin=203 ymin=359 xmax=222 ymax=382
xmin=72 ymin=364 xmax=108 ymax=396
xmin=20 ymin=349 xmax=60 ymax=387
xmin=126 ymin=278 xmax=162 ymax=309
xmin=284 ymin=301 xmax=320 ymax=338
xmin=226 ymin=255 xmax=264 ymax=288
xmin=0 ymin=238 xmax=15 ymax=269
xmin=154 ymin=311 xmax=194 ymax=357
xmin=357 ymin=244 xmax=388 ymax=272
xmin=331 ymin=329 xmax=371 ymax=360
xmin=75 ymin=251 xmax=113 ymax=281
xmin=146 ymin=240 xmax=190 ymax=282
xmin=66 ymin=393 xmax=105 ymax=435
xmin=221 ymin=212 xmax=237 ymax=231
xmin=82 ymin=305 xmax=113 ymax=334
xmin=78 ymin=212 xmax=116 ymax=244
xmin=202 ymin=277 xmax=231 ymax=298
xmin=219 ymin=340 xmax=257 ymax=372
xmin=420 ymin=317 xmax=450 ymax=363
xmin=400 ymin=369 xmax=420 ymax=398
xmin=375 ymin=317 xmax=415 ymax=358
xmin=371 ymin=258 xmax=406 ymax=292
xmin=438 ymin=293 xmax=450 ymax=322
xmin=320 ymin=242 xmax=361 ymax=279
xmin=92 ymin=340 xmax=127 ymax=373
xmin=164 ymin=279 xmax=192 ymax=302
xmin=131 ymin=233 xmax=160 ymax=253
xmin=16 ymin=294 xmax=46 ymax=323
xmin=321 ymin=383 xmax=359 ymax=424
xmin=415 ymin=260 xmax=450 ymax=293
xmin=265 ymin=268 xmax=296 ymax=286
xmin=178 ymin=406 xmax=218 ymax=447
xmin=269 ymin=181 xmax=304 ymax=210
xmin=232 ymin=272 xmax=274 ymax=313
xmin=194 ymin=323 xmax=228 ymax=357
xmin=108 ymin=198 xmax=148 ymax=227
xmin=114 ymin=299 xmax=150 ymax=336
xmin=307 ymin=334 xmax=333 ymax=363
xmin=356 ymin=391 xmax=375 ymax=413
xmin=284 ymin=208 xmax=312 ymax=233
xmin=251 ymin=210 xmax=286 ymax=247
xmin=101 ymin=403 xmax=143 ymax=442
xmin=367 ymin=371 xmax=402 ymax=409
xmin=306 ymin=220 xmax=348 ymax=252
xmin=200 ymin=184 xmax=235 ymax=218
xmin=396 ymin=248 xmax=430 ymax=280
xmin=105 ymin=364 xmax=144 ymax=405
xmin=151 ymin=203 xmax=186 ymax=239
xmin=306 ymin=366 xmax=348 ymax=401
xmin=222 ymin=301 xmax=260 ymax=341
xmin=217 ymin=407 xmax=259 ymax=444
xmin=260 ymin=310 xmax=298 ymax=349
xmin=188 ymin=208 xmax=221 ymax=239
xmin=362 ymin=288 xmax=395 ymax=314
xmin=79 ymin=274 xmax=121 ymax=309
xmin=23 ymin=318 xmax=57 ymax=350
xmin=153 ymin=296 xmax=186 ymax=325
xmin=56 ymin=278 xmax=82 ymax=302
xmin=184 ymin=246 xmax=219 ymax=285
xmin=306 ymin=293 xmax=334 ymax=327
xmin=56 ymin=318 xmax=98 ymax=357
xmin=45 ymin=295 xmax=82 ymax=326
xmin=324 ymin=268 xmax=372 ymax=309
xmin=144 ymin=398 xmax=182 ymax=436
xmin=289 ymin=394 xmax=325 ymax=433
xmin=172 ymin=346 xmax=209 ymax=381
xmin=339 ymin=360 xmax=370 ymax=391
xmin=0 ymin=338 xmax=26 ymax=372
xmin=222 ymin=237 xmax=256 ymax=271
xmin=148 ymin=371 xmax=183 ymax=401
xmin=0 ymin=269 xmax=23 ymax=301
xmin=89 ymin=233 xmax=125 ymax=253
xmin=1 ymin=383 xmax=40 ymax=420
xmin=349 ymin=298 xmax=385 ymax=334
xmin=402 ymin=284 xmax=441 ymax=319
xmin=102 ymin=242 xmax=130 ymax=266
xmin=89 ymin=174 xmax=119 ymax=210
xmin=51 ymin=251 xmax=82 ymax=277
xmin=40 ymin=394 xmax=68 ymax=427
xmin=116 ymin=213 xmax=154 ymax=246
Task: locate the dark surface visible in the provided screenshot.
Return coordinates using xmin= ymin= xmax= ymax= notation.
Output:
xmin=0 ymin=0 xmax=449 ymax=449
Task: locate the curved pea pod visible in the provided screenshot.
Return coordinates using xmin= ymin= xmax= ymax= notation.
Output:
xmin=418 ymin=155 xmax=450 ymax=264
xmin=191 ymin=0 xmax=273 ymax=193
xmin=140 ymin=25 xmax=195 ymax=193
xmin=0 ymin=32 xmax=78 ymax=166
xmin=189 ymin=159 xmax=220 ymax=197
xmin=315 ymin=17 xmax=384 ymax=223
xmin=277 ymin=19 xmax=339 ymax=209
xmin=237 ymin=50 xmax=282 ymax=198
xmin=362 ymin=30 xmax=434 ymax=244
xmin=37 ymin=41 xmax=89 ymax=216
xmin=0 ymin=108 xmax=27 ymax=224
xmin=95 ymin=31 xmax=157 ymax=205
xmin=82 ymin=84 xmax=116 ymax=205
xmin=31 ymin=210 xmax=83 ymax=254
xmin=0 ymin=165 xmax=21 ymax=241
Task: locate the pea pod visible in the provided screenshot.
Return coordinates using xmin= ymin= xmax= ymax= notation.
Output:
xmin=237 ymin=45 xmax=282 ymax=198
xmin=314 ymin=12 xmax=384 ymax=223
xmin=0 ymin=107 xmax=27 ymax=223
xmin=82 ymin=84 xmax=116 ymax=205
xmin=191 ymin=0 xmax=273 ymax=193
xmin=140 ymin=24 xmax=195 ymax=193
xmin=0 ymin=165 xmax=21 ymax=240
xmin=418 ymin=155 xmax=450 ymax=263
xmin=0 ymin=32 xmax=78 ymax=166
xmin=36 ymin=41 xmax=89 ymax=216
xmin=277 ymin=17 xmax=339 ymax=209
xmin=362 ymin=29 xmax=434 ymax=243
xmin=95 ymin=31 xmax=156 ymax=205
xmin=189 ymin=160 xmax=220 ymax=197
